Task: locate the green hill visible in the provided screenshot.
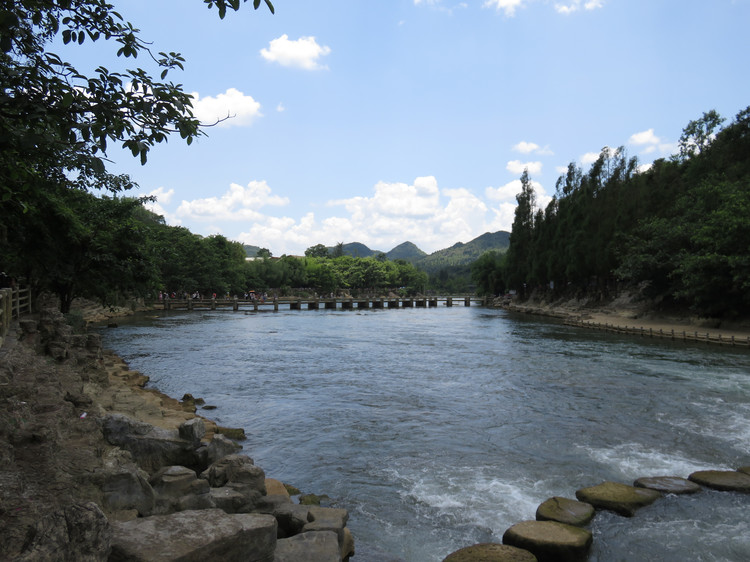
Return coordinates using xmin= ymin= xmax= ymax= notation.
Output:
xmin=416 ymin=231 xmax=510 ymax=274
xmin=387 ymin=241 xmax=427 ymax=262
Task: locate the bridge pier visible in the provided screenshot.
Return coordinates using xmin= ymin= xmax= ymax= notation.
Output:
xmin=308 ymin=300 xmax=319 ymax=310
xmin=273 ymin=299 xmax=279 ymax=311
xmin=464 ymin=297 xmax=471 ymax=306
xmin=290 ymin=301 xmax=301 ymax=310
xmin=233 ymin=298 xmax=239 ymax=311
xmin=342 ymin=299 xmax=353 ymax=310
xmin=324 ymin=300 xmax=336 ymax=310
xmin=428 ymin=298 xmax=438 ymax=307
xmin=387 ymin=299 xmax=399 ymax=308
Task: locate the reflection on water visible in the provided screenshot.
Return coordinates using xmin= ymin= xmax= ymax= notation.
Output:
xmin=100 ymin=307 xmax=750 ymax=561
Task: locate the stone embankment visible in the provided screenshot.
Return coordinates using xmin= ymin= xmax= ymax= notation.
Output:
xmin=443 ymin=470 xmax=750 ymax=561
xmin=0 ymin=308 xmax=354 ymax=561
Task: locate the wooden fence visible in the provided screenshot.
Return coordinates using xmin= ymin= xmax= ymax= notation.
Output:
xmin=0 ymin=287 xmax=33 ymax=347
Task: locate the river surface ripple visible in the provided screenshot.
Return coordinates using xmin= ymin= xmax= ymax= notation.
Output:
xmin=99 ymin=307 xmax=750 ymax=561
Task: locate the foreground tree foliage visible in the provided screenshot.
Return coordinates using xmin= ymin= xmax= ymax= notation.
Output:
xmin=489 ymin=106 xmax=750 ymax=318
xmin=0 ymin=0 xmax=274 ymax=309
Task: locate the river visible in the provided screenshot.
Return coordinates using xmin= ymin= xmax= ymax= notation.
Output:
xmin=99 ymin=306 xmax=750 ymax=561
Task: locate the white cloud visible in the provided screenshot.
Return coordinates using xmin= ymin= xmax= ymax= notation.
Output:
xmin=260 ymin=34 xmax=331 ymax=70
xmin=555 ymin=0 xmax=605 ymax=14
xmin=629 ymin=128 xmax=660 ymax=146
xmin=581 ymin=151 xmax=601 ymax=165
xmin=143 ymin=187 xmax=180 ymax=225
xmin=190 ymin=88 xmax=262 ymax=127
xmin=276 ymin=103 xmax=285 ymax=112
xmin=506 ymin=160 xmax=543 ymax=175
xmin=483 ymin=0 xmax=527 ymax=17
xmin=513 ymin=140 xmax=554 ymax=156
xmin=513 ymin=141 xmax=539 ymax=154
xmin=176 ymin=181 xmax=289 ymax=222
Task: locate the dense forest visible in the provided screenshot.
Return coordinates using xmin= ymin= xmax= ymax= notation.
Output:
xmin=472 ymin=107 xmax=750 ymax=319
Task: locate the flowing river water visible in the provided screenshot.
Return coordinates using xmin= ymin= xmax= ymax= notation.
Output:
xmin=99 ymin=306 xmax=750 ymax=561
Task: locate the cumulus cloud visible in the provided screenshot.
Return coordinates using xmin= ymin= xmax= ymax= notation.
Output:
xmin=260 ymin=34 xmax=331 ymax=70
xmin=190 ymin=88 xmax=262 ymax=127
xmin=176 ymin=181 xmax=289 ymax=222
xmin=506 ymin=160 xmax=543 ymax=175
xmin=555 ymin=0 xmax=605 ymax=15
xmin=581 ymin=151 xmax=601 ymax=165
xmin=483 ymin=0 xmax=527 ymax=17
xmin=513 ymin=140 xmax=554 ymax=156
xmin=144 ymin=187 xmax=180 ymax=225
xmin=628 ymin=128 xmax=677 ymax=157
xmin=629 ymin=128 xmax=660 ymax=146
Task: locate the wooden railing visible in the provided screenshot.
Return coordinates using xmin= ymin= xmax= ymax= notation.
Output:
xmin=0 ymin=286 xmax=32 ymax=346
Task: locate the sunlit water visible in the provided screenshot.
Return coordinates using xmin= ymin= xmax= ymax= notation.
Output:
xmin=99 ymin=307 xmax=750 ymax=561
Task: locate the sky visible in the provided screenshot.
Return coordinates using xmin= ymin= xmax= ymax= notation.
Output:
xmin=67 ymin=0 xmax=750 ymax=255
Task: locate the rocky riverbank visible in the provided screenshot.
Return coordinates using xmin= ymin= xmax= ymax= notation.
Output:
xmin=494 ymin=291 xmax=750 ymax=343
xmin=0 ymin=307 xmax=354 ymax=561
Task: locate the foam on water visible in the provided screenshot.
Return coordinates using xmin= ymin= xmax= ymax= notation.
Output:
xmin=578 ymin=442 xmax=728 ymax=480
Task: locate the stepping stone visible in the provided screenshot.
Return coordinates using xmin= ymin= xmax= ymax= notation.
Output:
xmin=503 ymin=520 xmax=592 ymax=562
xmin=633 ymin=476 xmax=702 ymax=495
xmin=575 ymin=481 xmax=661 ymax=517
xmin=443 ymin=543 xmax=537 ymax=561
xmin=688 ymin=470 xmax=750 ymax=492
xmin=536 ymin=496 xmax=595 ymax=526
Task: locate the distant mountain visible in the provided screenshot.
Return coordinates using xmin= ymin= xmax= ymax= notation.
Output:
xmin=341 ymin=242 xmax=381 ymax=258
xmin=243 ymin=244 xmax=261 ymax=257
xmin=387 ymin=241 xmax=427 ymax=262
xmin=416 ymin=231 xmax=510 ymax=274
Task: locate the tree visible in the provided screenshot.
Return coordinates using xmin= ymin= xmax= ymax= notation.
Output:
xmin=678 ymin=110 xmax=725 ymax=160
xmin=305 ymin=244 xmax=330 ymax=258
xmin=257 ymin=248 xmax=272 ymax=259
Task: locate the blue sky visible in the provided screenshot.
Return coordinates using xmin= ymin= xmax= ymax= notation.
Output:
xmin=72 ymin=0 xmax=750 ymax=255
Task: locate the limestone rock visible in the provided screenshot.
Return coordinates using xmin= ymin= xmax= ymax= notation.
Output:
xmin=302 ymin=506 xmax=352 ymax=559
xmin=575 ymin=481 xmax=661 ymax=516
xmin=102 ymin=413 xmax=198 ymax=473
xmin=201 ymin=454 xmax=264 ymax=492
xmin=535 ymin=496 xmax=594 ymax=526
xmin=265 ymin=478 xmax=290 ymax=498
xmin=688 ymin=470 xmax=750 ymax=492
xmin=179 ymin=417 xmax=206 ymax=442
xmin=503 ymin=520 xmax=592 ymax=562
xmin=633 ymin=476 xmax=702 ymax=495
xmin=275 ymin=531 xmax=341 ymax=562
xmin=109 ymin=509 xmax=276 ymax=562
xmin=272 ymin=503 xmax=312 ymax=537
xmin=196 ymin=433 xmax=243 ymax=467
xmin=443 ymin=543 xmax=538 ymax=561
xmin=209 ymin=486 xmax=261 ymax=514
xmin=16 ymin=502 xmax=111 ymax=562
xmin=101 ymin=469 xmax=156 ymax=515
xmin=150 ymin=465 xmax=207 ymax=498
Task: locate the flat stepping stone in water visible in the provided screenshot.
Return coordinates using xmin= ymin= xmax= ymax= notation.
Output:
xmin=633 ymin=476 xmax=702 ymax=495
xmin=443 ymin=543 xmax=538 ymax=561
xmin=536 ymin=496 xmax=595 ymax=526
xmin=575 ymin=481 xmax=661 ymax=517
xmin=503 ymin=520 xmax=592 ymax=562
xmin=688 ymin=470 xmax=750 ymax=492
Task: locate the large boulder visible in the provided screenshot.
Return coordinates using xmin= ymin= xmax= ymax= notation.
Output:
xmin=535 ymin=497 xmax=594 ymax=527
xmin=274 ymin=531 xmax=341 ymax=562
xmin=16 ymin=502 xmax=111 ymax=562
xmin=179 ymin=418 xmax=206 ymax=443
xmin=200 ymin=454 xmax=265 ymax=492
xmin=102 ymin=413 xmax=198 ymax=472
xmin=575 ymin=481 xmax=661 ymax=516
xmin=633 ymin=476 xmax=702 ymax=495
xmin=688 ymin=470 xmax=750 ymax=492
xmin=443 ymin=543 xmax=537 ymax=561
xmin=302 ymin=506 xmax=354 ymax=560
xmin=195 ymin=434 xmax=243 ymax=468
xmin=150 ymin=465 xmax=214 ymax=514
xmin=109 ymin=509 xmax=277 ymax=562
xmin=101 ymin=469 xmax=156 ymax=516
xmin=503 ymin=520 xmax=592 ymax=562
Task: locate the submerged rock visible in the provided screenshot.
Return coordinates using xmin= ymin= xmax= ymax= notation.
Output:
xmin=688 ymin=470 xmax=750 ymax=492
xmin=503 ymin=520 xmax=592 ymax=562
xmin=575 ymin=481 xmax=661 ymax=517
xmin=443 ymin=543 xmax=538 ymax=561
xmin=535 ymin=496 xmax=594 ymax=526
xmin=633 ymin=476 xmax=702 ymax=495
